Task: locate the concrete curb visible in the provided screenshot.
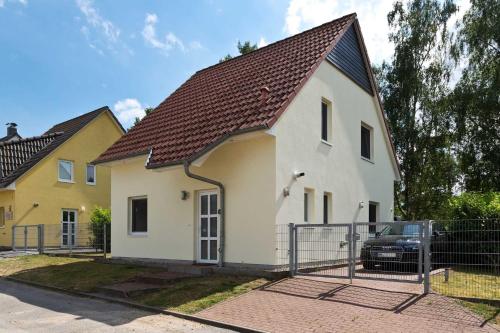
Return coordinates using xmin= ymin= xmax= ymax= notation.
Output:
xmin=3 ymin=277 xmax=266 ymax=333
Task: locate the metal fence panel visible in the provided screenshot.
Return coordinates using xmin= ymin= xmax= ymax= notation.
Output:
xmin=293 ymin=224 xmax=352 ymax=278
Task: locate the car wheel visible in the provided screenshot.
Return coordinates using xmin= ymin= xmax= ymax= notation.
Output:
xmin=362 ymin=261 xmax=375 ymax=270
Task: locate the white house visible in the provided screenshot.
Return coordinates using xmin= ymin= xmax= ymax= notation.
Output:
xmin=95 ymin=13 xmax=400 ymax=271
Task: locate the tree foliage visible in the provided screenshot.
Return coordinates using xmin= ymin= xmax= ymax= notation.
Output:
xmin=376 ymin=0 xmax=459 ymax=219
xmin=449 ymin=0 xmax=500 ymax=191
xmin=445 ymin=192 xmax=500 ymax=220
xmin=219 ymin=40 xmax=258 ymax=63
xmin=89 ymin=206 xmax=111 ymax=251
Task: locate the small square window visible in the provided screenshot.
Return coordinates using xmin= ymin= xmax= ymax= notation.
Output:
xmin=58 ymin=160 xmax=74 ymax=183
xmin=361 ymin=123 xmax=373 ymax=160
xmin=129 ymin=197 xmax=147 ymax=234
xmin=86 ymin=164 xmax=96 ymax=185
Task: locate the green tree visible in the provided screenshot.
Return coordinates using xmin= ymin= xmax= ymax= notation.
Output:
xmin=450 ymin=0 xmax=500 ymax=191
xmin=376 ymin=0 xmax=459 ymax=219
xmin=130 ymin=107 xmax=154 ymax=130
xmin=89 ymin=206 xmax=111 ymax=252
xmin=219 ymin=40 xmax=258 ymax=63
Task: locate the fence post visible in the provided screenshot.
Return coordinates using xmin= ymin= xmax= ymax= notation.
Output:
xmin=103 ymin=223 xmax=107 ymax=259
xmin=288 ymin=223 xmax=294 ymax=276
xmin=69 ymin=224 xmax=73 ymax=257
xmin=38 ymin=224 xmax=44 ymax=254
xmin=423 ymin=220 xmax=431 ymax=294
xmin=11 ymin=226 xmax=16 ymax=251
xmin=24 ymin=226 xmax=27 ymax=252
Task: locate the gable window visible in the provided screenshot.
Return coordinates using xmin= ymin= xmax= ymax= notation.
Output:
xmin=323 ymin=192 xmax=332 ymax=224
xmin=361 ymin=123 xmax=373 ymax=160
xmin=0 ymin=207 xmax=4 ymax=228
xmin=129 ymin=196 xmax=147 ymax=234
xmin=86 ymin=164 xmax=96 ymax=185
xmin=321 ymin=99 xmax=332 ymax=143
xmin=58 ymin=160 xmax=74 ymax=183
xmin=304 ymin=188 xmax=314 ymax=223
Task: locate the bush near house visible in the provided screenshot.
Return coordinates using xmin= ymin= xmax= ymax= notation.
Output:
xmin=436 ymin=193 xmax=500 ymax=270
xmin=89 ymin=207 xmax=111 ymax=252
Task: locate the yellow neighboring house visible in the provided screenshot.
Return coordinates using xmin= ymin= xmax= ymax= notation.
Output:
xmin=0 ymin=107 xmax=124 ymax=249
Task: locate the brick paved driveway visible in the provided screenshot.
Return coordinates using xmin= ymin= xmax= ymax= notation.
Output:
xmin=198 ymin=277 xmax=499 ymax=333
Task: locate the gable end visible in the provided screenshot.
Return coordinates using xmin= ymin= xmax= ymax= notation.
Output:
xmin=326 ymin=25 xmax=373 ymax=95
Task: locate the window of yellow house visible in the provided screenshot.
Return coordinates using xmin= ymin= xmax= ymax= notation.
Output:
xmin=0 ymin=207 xmax=5 ymax=228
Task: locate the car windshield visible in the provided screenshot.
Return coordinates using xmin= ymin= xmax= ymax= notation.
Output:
xmin=380 ymin=224 xmax=420 ymax=237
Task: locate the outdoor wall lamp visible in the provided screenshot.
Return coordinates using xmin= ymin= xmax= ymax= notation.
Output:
xmin=359 ymin=201 xmax=365 ymax=209
xmin=293 ymin=171 xmax=305 ymax=180
xmin=181 ymin=190 xmax=190 ymax=200
xmin=33 ymin=202 xmax=39 ymax=208
xmin=80 ymin=206 xmax=86 ymax=212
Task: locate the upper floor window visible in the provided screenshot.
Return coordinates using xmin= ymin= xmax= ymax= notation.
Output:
xmin=304 ymin=188 xmax=314 ymax=223
xmin=86 ymin=164 xmax=96 ymax=185
xmin=321 ymin=99 xmax=332 ymax=143
xmin=361 ymin=123 xmax=373 ymax=160
xmin=323 ymin=192 xmax=332 ymax=224
xmin=58 ymin=160 xmax=74 ymax=183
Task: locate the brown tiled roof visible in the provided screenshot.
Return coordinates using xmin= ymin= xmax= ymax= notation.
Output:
xmin=0 ymin=106 xmax=122 ymax=188
xmin=95 ymin=14 xmax=358 ymax=167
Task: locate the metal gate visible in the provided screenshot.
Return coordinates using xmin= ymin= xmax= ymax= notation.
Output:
xmin=290 ymin=221 xmax=428 ymax=285
xmin=12 ymin=224 xmax=43 ymax=253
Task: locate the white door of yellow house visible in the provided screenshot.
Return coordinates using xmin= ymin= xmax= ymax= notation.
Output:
xmin=198 ymin=191 xmax=219 ymax=264
xmin=61 ymin=209 xmax=77 ymax=248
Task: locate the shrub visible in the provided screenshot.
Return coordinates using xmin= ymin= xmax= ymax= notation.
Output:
xmin=89 ymin=207 xmax=111 ymax=252
xmin=446 ymin=192 xmax=500 ymax=220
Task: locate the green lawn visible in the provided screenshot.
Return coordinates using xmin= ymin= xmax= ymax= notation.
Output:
xmin=430 ymin=268 xmax=500 ymax=300
xmin=0 ymin=255 xmax=269 ymax=313
xmin=132 ymin=275 xmax=268 ymax=314
xmin=430 ymin=268 xmax=499 ymax=324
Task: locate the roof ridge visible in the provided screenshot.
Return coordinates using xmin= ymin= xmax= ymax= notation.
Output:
xmin=195 ymin=12 xmax=357 ymax=75
xmin=0 ymin=132 xmax=63 ymax=147
xmin=45 ymin=106 xmax=109 ymax=134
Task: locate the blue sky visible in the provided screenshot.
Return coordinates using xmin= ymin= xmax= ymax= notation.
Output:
xmin=0 ymin=0 xmax=469 ymax=137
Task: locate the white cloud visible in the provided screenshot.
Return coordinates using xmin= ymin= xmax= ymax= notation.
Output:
xmin=114 ymin=98 xmax=145 ymax=127
xmin=0 ymin=0 xmax=4 ymax=8
xmin=283 ymin=0 xmax=394 ymax=64
xmin=76 ymin=0 xmax=124 ymax=54
xmin=0 ymin=0 xmax=28 ymax=8
xmin=284 ymin=0 xmax=471 ymax=65
xmin=142 ymin=13 xmax=200 ymax=54
xmin=258 ymin=36 xmax=268 ymax=48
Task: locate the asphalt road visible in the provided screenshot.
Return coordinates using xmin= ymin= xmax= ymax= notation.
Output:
xmin=0 ymin=279 xmax=232 ymax=333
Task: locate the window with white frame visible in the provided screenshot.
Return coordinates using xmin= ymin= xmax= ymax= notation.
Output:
xmin=361 ymin=123 xmax=373 ymax=160
xmin=129 ymin=196 xmax=147 ymax=234
xmin=86 ymin=164 xmax=96 ymax=185
xmin=58 ymin=160 xmax=74 ymax=182
xmin=321 ymin=99 xmax=332 ymax=143
xmin=304 ymin=188 xmax=314 ymax=223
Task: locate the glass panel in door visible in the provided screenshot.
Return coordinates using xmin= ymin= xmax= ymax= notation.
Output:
xmin=199 ymin=192 xmax=218 ymax=263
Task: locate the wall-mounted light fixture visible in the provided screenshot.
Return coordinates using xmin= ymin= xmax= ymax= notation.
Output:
xmin=358 ymin=201 xmax=364 ymax=209
xmin=33 ymin=202 xmax=39 ymax=208
xmin=181 ymin=190 xmax=190 ymax=200
xmin=293 ymin=171 xmax=305 ymax=180
xmin=80 ymin=206 xmax=86 ymax=212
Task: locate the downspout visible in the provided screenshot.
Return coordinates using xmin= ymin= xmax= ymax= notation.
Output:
xmin=183 ymin=161 xmax=225 ymax=268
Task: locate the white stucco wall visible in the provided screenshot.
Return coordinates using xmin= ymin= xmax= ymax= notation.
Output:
xmin=110 ymin=135 xmax=276 ymax=266
xmin=273 ymin=60 xmax=398 ymax=227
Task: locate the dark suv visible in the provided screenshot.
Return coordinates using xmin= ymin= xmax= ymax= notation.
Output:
xmin=360 ymin=222 xmax=446 ymax=271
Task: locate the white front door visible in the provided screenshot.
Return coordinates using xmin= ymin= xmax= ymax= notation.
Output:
xmin=61 ymin=209 xmax=77 ymax=247
xmin=198 ymin=191 xmax=219 ymax=264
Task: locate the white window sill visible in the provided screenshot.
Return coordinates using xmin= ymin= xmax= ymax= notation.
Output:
xmin=86 ymin=182 xmax=96 ymax=186
xmin=58 ymin=179 xmax=75 ymax=184
xmin=128 ymin=232 xmax=148 ymax=237
xmin=320 ymin=140 xmax=333 ymax=147
xmin=361 ymin=156 xmax=375 ymax=164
